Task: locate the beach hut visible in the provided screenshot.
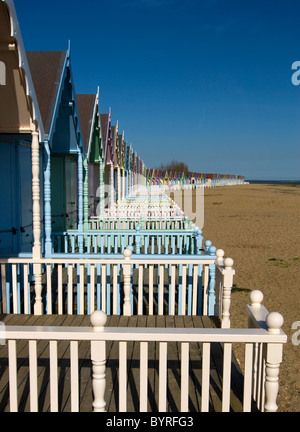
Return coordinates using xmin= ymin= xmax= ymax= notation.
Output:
xmin=76 ymin=89 xmax=101 ymax=227
xmin=134 ymin=153 xmax=139 ymax=192
xmin=146 ymin=169 xmax=152 ymax=187
xmin=128 ymin=145 xmax=134 ymax=194
xmin=164 ymin=170 xmax=169 ymax=186
xmin=119 ymin=133 xmax=126 ymax=200
xmin=111 ymin=122 xmax=119 ymax=203
xmin=151 ymin=168 xmax=156 ymax=186
xmin=0 ymin=0 xmax=44 ymax=256
xmin=27 ymin=46 xmax=85 ymax=255
xmin=117 ymin=131 xmax=124 ymax=201
xmin=173 ymin=171 xmax=178 ymax=187
xmin=101 ymin=111 xmax=114 ymax=209
xmin=125 ymin=144 xmax=130 ymax=196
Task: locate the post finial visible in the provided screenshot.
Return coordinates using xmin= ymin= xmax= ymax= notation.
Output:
xmin=209 ymin=245 xmax=217 ymax=256
xmin=90 ymin=310 xmax=107 ymax=331
xmin=250 ymin=290 xmax=264 ymax=308
xmin=123 ymin=247 xmax=133 ymax=259
xmin=216 ymin=249 xmax=224 ymax=262
xmin=224 ymin=257 xmax=234 ymax=268
xmin=266 ymin=312 xmax=284 ymax=334
xmin=205 ymin=240 xmax=212 ymax=248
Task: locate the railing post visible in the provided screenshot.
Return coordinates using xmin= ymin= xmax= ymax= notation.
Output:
xmin=31 ymin=129 xmax=41 ymax=260
xmin=216 ymin=249 xmax=224 ymax=266
xmin=264 ymin=312 xmax=284 ymax=412
xmin=221 ymin=257 xmax=235 ymax=328
xmin=208 ymin=245 xmax=216 ymax=316
xmin=99 ymin=159 xmax=104 ymax=220
xmin=90 ymin=310 xmax=107 ymax=412
xmin=32 ymin=129 xmax=43 ymax=315
xmin=214 ymin=249 xmax=224 ymax=318
xmin=33 ymin=263 xmax=43 ymax=315
xmin=44 ymin=136 xmax=52 ymax=257
xmin=77 ymin=149 xmax=84 ymax=254
xmin=204 ymin=240 xmax=212 ymax=254
xmin=135 ymin=224 xmax=141 ymax=255
xmin=83 ymin=158 xmax=89 ymax=232
xmin=184 ymin=216 xmax=189 ymax=230
xmin=248 ymin=290 xmax=264 ymax=408
xmin=194 ymin=227 xmax=203 ymax=255
xmin=123 ymin=248 xmax=132 ymax=316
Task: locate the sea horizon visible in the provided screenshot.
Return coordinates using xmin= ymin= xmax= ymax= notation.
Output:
xmin=246 ymin=180 xmax=300 ymax=184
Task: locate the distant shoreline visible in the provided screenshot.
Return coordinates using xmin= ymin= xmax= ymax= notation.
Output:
xmin=246 ymin=180 xmax=300 ymax=185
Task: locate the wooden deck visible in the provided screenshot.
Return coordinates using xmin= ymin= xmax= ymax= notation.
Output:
xmin=0 ymin=313 xmax=245 ymax=412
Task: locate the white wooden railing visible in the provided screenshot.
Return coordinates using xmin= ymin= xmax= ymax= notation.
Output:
xmin=102 ymin=207 xmax=184 ymax=220
xmin=0 ymin=249 xmax=234 ymax=325
xmin=2 ymin=290 xmax=286 ymax=412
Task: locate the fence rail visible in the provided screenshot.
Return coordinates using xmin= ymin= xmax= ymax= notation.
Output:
xmin=1 ymin=291 xmax=286 ymax=412
xmin=52 ymin=227 xmax=203 ymax=255
xmin=89 ymin=218 xmax=187 ymax=230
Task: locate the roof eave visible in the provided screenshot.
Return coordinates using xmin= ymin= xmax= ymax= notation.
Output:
xmin=3 ymin=0 xmax=45 ymax=139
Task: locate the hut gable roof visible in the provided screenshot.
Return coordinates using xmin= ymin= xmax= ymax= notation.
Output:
xmin=27 ymin=48 xmax=83 ymax=156
xmin=26 ymin=51 xmax=66 ymax=135
xmin=76 ymin=93 xmax=97 ymax=154
xmin=100 ymin=113 xmax=108 ymax=155
xmin=100 ymin=114 xmax=108 ymax=139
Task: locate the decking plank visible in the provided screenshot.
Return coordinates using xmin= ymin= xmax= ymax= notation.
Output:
xmin=145 ymin=315 xmax=158 ymax=411
xmin=200 ymin=315 xmax=244 ymax=412
xmin=165 ymin=315 xmax=180 ymax=412
xmin=0 ymin=314 xmax=71 ymax=412
xmin=126 ymin=315 xmax=139 ymax=412
xmin=196 ymin=315 xmax=223 ymax=412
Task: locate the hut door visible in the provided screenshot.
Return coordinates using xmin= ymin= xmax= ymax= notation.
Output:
xmin=18 ymin=142 xmax=33 ymax=252
xmin=0 ymin=142 xmax=18 ymax=253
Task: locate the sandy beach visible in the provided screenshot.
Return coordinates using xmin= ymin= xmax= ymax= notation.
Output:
xmin=198 ymin=183 xmax=300 ymax=412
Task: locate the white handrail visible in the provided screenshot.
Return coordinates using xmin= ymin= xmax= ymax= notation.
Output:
xmin=2 ymin=292 xmax=286 ymax=412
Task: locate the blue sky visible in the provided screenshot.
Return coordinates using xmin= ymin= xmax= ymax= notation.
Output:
xmin=14 ymin=0 xmax=300 ymax=180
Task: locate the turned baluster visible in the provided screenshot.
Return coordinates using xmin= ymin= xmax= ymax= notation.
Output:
xmin=135 ymin=225 xmax=141 ymax=255
xmin=32 ymin=130 xmax=43 ymax=315
xmin=123 ymin=248 xmax=132 ymax=316
xmin=90 ymin=310 xmax=107 ymax=412
xmin=264 ymin=312 xmax=285 ymax=412
xmin=221 ymin=257 xmax=235 ymax=329
xmin=208 ymin=245 xmax=217 ymax=316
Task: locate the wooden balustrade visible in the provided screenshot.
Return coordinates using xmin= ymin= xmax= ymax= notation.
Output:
xmin=0 ymin=247 xmax=234 ymax=321
xmin=1 ymin=291 xmax=286 ymax=412
xmin=52 ymin=226 xmax=203 ymax=255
